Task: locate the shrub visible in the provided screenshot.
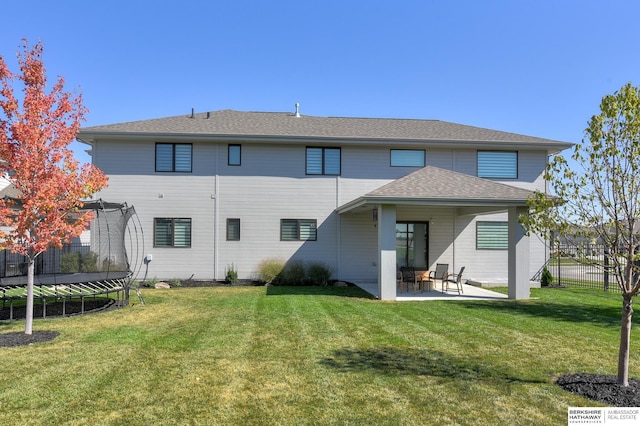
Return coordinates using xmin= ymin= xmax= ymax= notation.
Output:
xmin=142 ymin=277 xmax=158 ymax=288
xmin=257 ymin=258 xmax=286 ymax=285
xmin=307 ymin=262 xmax=333 ymax=286
xmin=169 ymin=278 xmax=182 ymax=287
xmin=80 ymin=251 xmax=99 ymax=272
xmin=60 ymin=252 xmax=80 ymax=273
xmin=225 ymin=263 xmax=238 ymax=285
xmin=283 ymin=260 xmax=306 ymax=285
xmin=541 ymin=266 xmax=553 ymax=287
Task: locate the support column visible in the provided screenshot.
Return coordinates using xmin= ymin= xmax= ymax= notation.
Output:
xmin=508 ymin=206 xmax=530 ymax=299
xmin=377 ymin=204 xmax=397 ymax=300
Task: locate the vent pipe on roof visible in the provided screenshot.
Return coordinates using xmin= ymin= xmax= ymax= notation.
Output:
xmin=206 ymin=111 xmax=210 ymax=119
xmin=191 ymin=108 xmax=195 ymax=119
xmin=295 ymin=102 xmax=300 ymax=117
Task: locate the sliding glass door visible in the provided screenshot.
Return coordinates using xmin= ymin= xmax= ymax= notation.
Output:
xmin=396 ymin=222 xmax=429 ymax=268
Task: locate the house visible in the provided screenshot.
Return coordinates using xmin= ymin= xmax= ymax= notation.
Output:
xmin=76 ymin=108 xmax=573 ymax=300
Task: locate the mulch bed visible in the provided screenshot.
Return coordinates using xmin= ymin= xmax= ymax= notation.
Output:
xmin=557 ymin=373 xmax=640 ymax=407
xmin=177 ymin=280 xmax=260 ymax=287
xmin=0 ymin=330 xmax=60 ymax=347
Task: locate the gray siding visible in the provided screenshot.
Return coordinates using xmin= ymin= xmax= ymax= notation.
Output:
xmin=92 ymin=139 xmax=549 ymax=282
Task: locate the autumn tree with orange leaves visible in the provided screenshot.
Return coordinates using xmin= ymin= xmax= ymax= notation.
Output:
xmin=0 ymin=40 xmax=107 ymax=334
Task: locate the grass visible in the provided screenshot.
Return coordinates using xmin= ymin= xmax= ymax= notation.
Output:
xmin=0 ymin=286 xmax=637 ymax=425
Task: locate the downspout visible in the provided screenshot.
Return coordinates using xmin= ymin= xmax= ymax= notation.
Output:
xmin=452 ymin=149 xmax=456 ymax=272
xmin=213 ymin=144 xmax=219 ymax=280
xmin=336 ymin=176 xmax=341 ymax=279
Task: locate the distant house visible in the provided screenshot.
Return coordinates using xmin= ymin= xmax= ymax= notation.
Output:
xmin=76 ymin=109 xmax=572 ymax=300
xmin=0 ymin=170 xmax=12 ymax=193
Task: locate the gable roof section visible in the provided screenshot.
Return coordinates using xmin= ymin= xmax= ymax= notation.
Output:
xmin=337 ymin=165 xmax=535 ymax=213
xmin=78 ymin=109 xmax=572 ymax=151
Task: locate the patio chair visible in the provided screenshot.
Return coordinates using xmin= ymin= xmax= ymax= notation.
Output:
xmin=429 ymin=263 xmax=449 ymax=292
xmin=444 ymin=266 xmax=465 ymax=295
xmin=397 ymin=269 xmax=409 ymax=293
xmin=399 ymin=266 xmax=422 ymax=294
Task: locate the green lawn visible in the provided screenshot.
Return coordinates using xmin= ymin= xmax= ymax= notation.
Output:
xmin=0 ymin=286 xmax=636 ymax=425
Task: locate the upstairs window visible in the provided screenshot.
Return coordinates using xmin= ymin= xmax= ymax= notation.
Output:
xmin=156 ymin=143 xmax=192 ymax=172
xmin=228 ymin=144 xmax=241 ymax=166
xmin=391 ymin=149 xmax=425 ymax=167
xmin=306 ymin=147 xmax=341 ymax=175
xmin=154 ymin=218 xmax=192 ymax=248
xmin=477 ymin=151 xmax=517 ymax=179
xmin=281 ymin=219 xmax=317 ymax=241
xmin=476 ymin=221 xmax=508 ymax=250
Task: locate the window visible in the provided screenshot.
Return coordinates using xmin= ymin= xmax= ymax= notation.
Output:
xmin=281 ymin=219 xmax=317 ymax=241
xmin=227 ymin=218 xmax=240 ymax=241
xmin=391 ymin=149 xmax=425 ymax=167
xmin=154 ymin=218 xmax=192 ymax=247
xmin=228 ymin=144 xmax=241 ymax=166
xmin=477 ymin=151 xmax=517 ymax=178
xmin=306 ymin=147 xmax=341 ymax=175
xmin=156 ymin=143 xmax=192 ymax=172
xmin=476 ymin=221 xmax=508 ymax=250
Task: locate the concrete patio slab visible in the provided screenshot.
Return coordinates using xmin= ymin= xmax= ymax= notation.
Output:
xmin=354 ymin=281 xmax=509 ymax=301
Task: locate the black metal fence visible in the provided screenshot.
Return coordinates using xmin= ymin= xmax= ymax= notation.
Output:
xmin=541 ymin=242 xmax=620 ymax=292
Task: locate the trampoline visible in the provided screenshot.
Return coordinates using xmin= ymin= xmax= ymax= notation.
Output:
xmin=0 ymin=200 xmax=144 ymax=320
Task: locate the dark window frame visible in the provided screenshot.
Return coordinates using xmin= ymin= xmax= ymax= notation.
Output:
xmin=280 ymin=219 xmax=318 ymax=241
xmin=305 ymin=147 xmax=341 ymax=176
xmin=228 ymin=144 xmax=241 ymax=166
xmin=155 ymin=143 xmax=193 ymax=173
xmin=226 ymin=218 xmax=241 ymax=241
xmin=396 ymin=221 xmax=429 ymax=268
xmin=154 ymin=218 xmax=192 ymax=248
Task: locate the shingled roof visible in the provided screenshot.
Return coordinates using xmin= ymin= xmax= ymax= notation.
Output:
xmin=78 ymin=109 xmax=572 ymax=150
xmin=337 ymin=166 xmax=535 ymax=213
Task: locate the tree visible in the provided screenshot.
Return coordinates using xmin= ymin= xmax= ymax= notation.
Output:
xmin=0 ymin=40 xmax=107 ymax=334
xmin=523 ymin=82 xmax=640 ymax=386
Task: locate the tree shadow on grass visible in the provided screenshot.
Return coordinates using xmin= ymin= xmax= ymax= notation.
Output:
xmin=319 ymin=347 xmax=544 ymax=384
xmin=266 ymin=285 xmax=375 ymax=299
xmin=454 ymin=298 xmax=621 ymax=328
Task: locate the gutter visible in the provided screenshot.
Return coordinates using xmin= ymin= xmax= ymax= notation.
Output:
xmin=75 ymin=131 xmax=574 ymax=153
xmin=336 ymin=195 xmax=531 ymax=214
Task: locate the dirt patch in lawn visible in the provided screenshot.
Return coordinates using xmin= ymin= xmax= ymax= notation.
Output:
xmin=557 ymin=373 xmax=640 ymax=407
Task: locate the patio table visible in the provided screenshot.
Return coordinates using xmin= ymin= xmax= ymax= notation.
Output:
xmin=414 ymin=269 xmax=434 ymax=292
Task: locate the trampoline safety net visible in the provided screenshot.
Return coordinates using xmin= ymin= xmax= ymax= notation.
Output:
xmin=1 ymin=200 xmax=144 ymax=318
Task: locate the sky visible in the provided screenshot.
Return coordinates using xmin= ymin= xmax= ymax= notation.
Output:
xmin=1 ymin=0 xmax=639 ymax=165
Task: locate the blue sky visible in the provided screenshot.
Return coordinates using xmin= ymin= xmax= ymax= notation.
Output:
xmin=1 ymin=0 xmax=639 ymax=164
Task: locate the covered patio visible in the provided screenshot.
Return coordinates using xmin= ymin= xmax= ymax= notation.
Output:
xmin=337 ymin=166 xmax=536 ymax=301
